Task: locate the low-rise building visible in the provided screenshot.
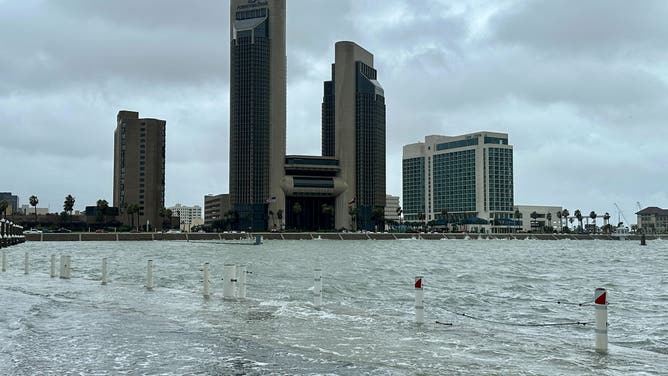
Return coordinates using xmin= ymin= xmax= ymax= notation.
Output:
xmin=20 ymin=205 xmax=49 ymax=216
xmin=385 ymin=195 xmax=400 ymax=223
xmin=168 ymin=204 xmax=202 ymax=232
xmin=636 ymin=207 xmax=668 ymax=234
xmin=204 ymin=194 xmax=230 ymax=225
xmin=514 ymin=205 xmax=563 ymax=232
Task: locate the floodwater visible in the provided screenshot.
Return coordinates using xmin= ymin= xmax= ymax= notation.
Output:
xmin=1 ymin=239 xmax=666 ymax=375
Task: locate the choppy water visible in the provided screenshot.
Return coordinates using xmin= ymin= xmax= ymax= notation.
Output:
xmin=1 ymin=239 xmax=666 ymax=375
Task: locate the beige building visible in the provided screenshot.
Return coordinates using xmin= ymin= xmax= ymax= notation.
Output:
xmin=20 ymin=205 xmax=49 ymax=216
xmin=514 ymin=205 xmax=563 ymax=232
xmin=329 ymin=42 xmax=386 ymax=230
xmin=385 ymin=195 xmax=401 ymax=223
xmin=168 ymin=204 xmax=202 ymax=232
xmin=113 ymin=110 xmax=166 ymax=230
xmin=204 ymin=194 xmax=231 ymax=224
xmin=636 ymin=207 xmax=668 ymax=233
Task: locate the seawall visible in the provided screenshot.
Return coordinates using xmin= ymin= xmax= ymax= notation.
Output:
xmin=21 ymin=232 xmax=668 ymax=242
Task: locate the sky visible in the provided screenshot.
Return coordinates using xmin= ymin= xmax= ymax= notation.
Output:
xmin=1 ymin=0 xmax=667 ymax=225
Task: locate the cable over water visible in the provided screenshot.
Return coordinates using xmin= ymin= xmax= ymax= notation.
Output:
xmin=441 ymin=307 xmax=593 ymax=327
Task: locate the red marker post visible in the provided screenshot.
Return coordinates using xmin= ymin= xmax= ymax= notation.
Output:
xmin=415 ymin=276 xmax=424 ymax=324
xmin=594 ymin=288 xmax=608 ymax=354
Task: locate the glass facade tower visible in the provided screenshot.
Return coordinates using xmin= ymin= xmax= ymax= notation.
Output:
xmin=229 ymin=0 xmax=286 ymax=231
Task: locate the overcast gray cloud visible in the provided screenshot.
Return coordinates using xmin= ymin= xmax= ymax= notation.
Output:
xmin=1 ymin=0 xmax=666 ymax=223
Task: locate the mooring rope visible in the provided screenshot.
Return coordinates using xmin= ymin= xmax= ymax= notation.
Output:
xmin=476 ymin=293 xmax=593 ymax=307
xmin=440 ymin=307 xmax=593 ymax=327
xmin=315 ymin=275 xmax=595 ymax=307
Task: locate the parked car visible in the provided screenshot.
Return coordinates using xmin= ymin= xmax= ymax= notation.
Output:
xmin=23 ymin=229 xmax=42 ymax=234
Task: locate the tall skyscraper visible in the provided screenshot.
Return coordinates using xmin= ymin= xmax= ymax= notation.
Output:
xmin=402 ymin=132 xmax=514 ymax=233
xmin=113 ymin=110 xmax=166 ymax=230
xmin=323 ymin=42 xmax=386 ymax=230
xmin=229 ymin=0 xmax=286 ymax=231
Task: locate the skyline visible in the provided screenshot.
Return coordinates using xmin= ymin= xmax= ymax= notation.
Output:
xmin=2 ymin=0 xmax=667 ymax=224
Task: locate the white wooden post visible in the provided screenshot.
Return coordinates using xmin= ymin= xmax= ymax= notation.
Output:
xmin=50 ymin=255 xmax=56 ymax=278
xmin=222 ymin=263 xmax=237 ymax=299
xmin=101 ymin=258 xmax=108 ymax=285
xmin=60 ymin=255 xmax=71 ymax=279
xmin=146 ymin=260 xmax=154 ymax=290
xmin=237 ymin=264 xmax=247 ymax=299
xmin=594 ymin=288 xmax=608 ymax=354
xmin=203 ymin=263 xmax=211 ymax=299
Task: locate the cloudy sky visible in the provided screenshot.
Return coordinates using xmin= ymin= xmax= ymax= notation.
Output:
xmin=1 ymin=0 xmax=666 ymax=223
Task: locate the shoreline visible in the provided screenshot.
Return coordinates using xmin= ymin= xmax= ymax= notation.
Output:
xmin=22 ymin=232 xmax=667 ymax=242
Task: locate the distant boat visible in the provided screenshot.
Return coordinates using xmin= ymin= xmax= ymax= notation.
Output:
xmin=611 ymin=226 xmax=630 ymax=240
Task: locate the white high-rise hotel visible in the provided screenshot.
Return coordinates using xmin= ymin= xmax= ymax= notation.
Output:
xmin=403 ymin=132 xmax=515 ymax=232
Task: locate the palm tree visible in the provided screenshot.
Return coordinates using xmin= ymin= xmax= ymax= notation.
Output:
xmin=561 ymin=209 xmax=570 ymax=232
xmin=514 ymin=209 xmax=522 ymax=232
xmin=268 ymin=209 xmax=275 ymax=229
xmin=29 ymin=195 xmax=39 ymax=222
xmin=396 ymin=206 xmax=403 ymax=224
xmin=276 ymin=209 xmax=284 ymax=230
xmin=589 ymin=211 xmax=597 ymax=233
xmin=159 ymin=208 xmax=173 ymax=230
xmin=0 ymin=200 xmax=8 ymax=218
xmin=602 ymin=212 xmax=611 ymax=233
xmin=292 ymin=202 xmax=302 ymax=230
xmin=530 ymin=211 xmax=539 ymax=232
xmin=63 ymin=194 xmax=75 ymax=226
xmin=556 ymin=211 xmax=562 ymax=232
xmin=574 ymin=209 xmax=583 ymax=232
xmin=546 ymin=212 xmax=552 ymax=231
xmin=321 ymin=204 xmax=334 ymax=230
xmin=371 ymin=206 xmax=384 ymax=232
xmin=418 ymin=212 xmax=426 ymax=231
xmin=158 ymin=208 xmax=166 ymax=230
xmin=126 ymin=204 xmax=139 ymax=230
xmin=348 ymin=206 xmax=358 ymax=231
xmin=96 ymin=199 xmax=109 ymax=226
